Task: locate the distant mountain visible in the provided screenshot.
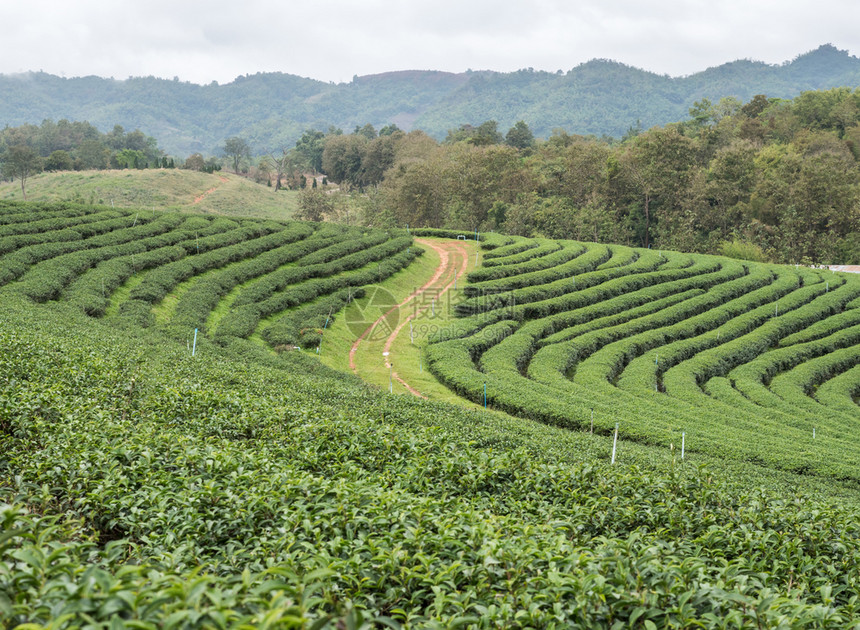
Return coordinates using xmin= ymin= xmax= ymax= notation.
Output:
xmin=2 ymin=44 xmax=859 ymax=156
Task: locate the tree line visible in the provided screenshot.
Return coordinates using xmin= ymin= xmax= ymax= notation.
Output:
xmin=303 ymin=88 xmax=860 ymax=265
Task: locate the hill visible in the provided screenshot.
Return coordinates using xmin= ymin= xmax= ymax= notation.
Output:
xmin=4 ymin=201 xmax=860 ymax=626
xmin=0 ymin=169 xmax=299 ymax=221
xmin=2 ymin=45 xmax=860 ymax=155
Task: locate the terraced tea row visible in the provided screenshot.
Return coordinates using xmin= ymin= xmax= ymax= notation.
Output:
xmin=0 ymin=202 xmax=416 ymax=353
xmin=427 ymin=236 xmax=860 ymax=481
xmin=6 ymin=201 xmax=860 ymax=626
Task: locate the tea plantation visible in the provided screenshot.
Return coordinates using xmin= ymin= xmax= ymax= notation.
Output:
xmin=2 ymin=201 xmax=860 ymax=628
xmin=427 ymin=236 xmax=860 ymax=483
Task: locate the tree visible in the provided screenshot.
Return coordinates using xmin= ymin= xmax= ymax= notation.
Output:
xmin=184 ymin=153 xmax=206 ymax=171
xmin=379 ymin=124 xmax=401 ymax=136
xmin=44 ymin=150 xmax=74 ymax=171
xmin=505 ymin=121 xmax=535 ymax=150
xmin=294 ymin=129 xmax=327 ymax=173
xmin=1 ymin=145 xmax=42 ymax=199
xmin=382 ymin=148 xmax=450 ymax=228
xmin=616 ymin=126 xmax=698 ymax=248
xmin=470 ymin=120 xmax=504 ymax=146
xmin=76 ymin=138 xmax=109 ymax=170
xmin=361 ymin=134 xmax=399 ymax=187
xmin=295 ymin=188 xmax=334 ymax=222
xmin=113 ymin=149 xmax=146 ymax=169
xmin=354 ymin=124 xmax=377 ymax=140
xmin=322 ymin=134 xmax=368 ymax=188
xmin=266 ymin=148 xmax=301 ymax=191
xmin=223 ymin=136 xmax=251 ymax=173
xmin=444 ymin=120 xmax=503 ymax=146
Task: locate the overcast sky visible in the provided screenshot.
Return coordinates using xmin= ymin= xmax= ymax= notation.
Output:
xmin=2 ymin=0 xmax=858 ymax=85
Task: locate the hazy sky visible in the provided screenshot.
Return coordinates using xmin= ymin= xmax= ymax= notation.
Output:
xmin=2 ymin=0 xmax=858 ymax=84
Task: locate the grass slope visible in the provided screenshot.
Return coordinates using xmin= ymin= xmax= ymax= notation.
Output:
xmin=0 ymin=169 xmax=299 ymax=220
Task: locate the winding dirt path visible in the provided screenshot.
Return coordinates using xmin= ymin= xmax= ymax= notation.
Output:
xmin=192 ymin=176 xmax=229 ymax=205
xmin=349 ymin=238 xmax=470 ymax=398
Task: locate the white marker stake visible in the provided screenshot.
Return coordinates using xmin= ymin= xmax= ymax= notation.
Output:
xmin=410 ymin=321 xmax=414 ymax=344
xmin=681 ymin=432 xmax=685 ymax=460
xmin=813 ymin=427 xmax=816 ymax=439
xmin=475 ymin=251 xmax=479 ymax=266
xmin=432 ymin=299 xmax=435 ymax=317
xmin=383 ymin=352 xmax=391 ymax=393
xmin=192 ymin=328 xmax=198 ymax=357
xmin=611 ymin=423 xmax=619 ymax=464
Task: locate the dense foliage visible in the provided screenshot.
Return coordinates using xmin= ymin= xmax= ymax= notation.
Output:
xmin=317 ymin=88 xmax=860 ymax=265
xmin=3 ymin=201 xmax=860 ymax=628
xmin=0 ymin=120 xmax=164 ymax=173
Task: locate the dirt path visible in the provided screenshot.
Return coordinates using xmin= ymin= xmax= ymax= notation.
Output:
xmin=349 ymin=238 xmax=470 ymax=398
xmin=192 ymin=176 xmax=229 ymax=205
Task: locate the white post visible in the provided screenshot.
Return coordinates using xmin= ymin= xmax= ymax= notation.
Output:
xmin=681 ymin=432 xmax=685 ymax=460
xmin=410 ymin=321 xmax=414 ymax=344
xmin=432 ymin=298 xmax=435 ymax=317
xmin=813 ymin=427 xmax=816 ymax=439
xmin=611 ymin=423 xmax=618 ymax=464
xmin=191 ymin=328 xmax=198 ymax=357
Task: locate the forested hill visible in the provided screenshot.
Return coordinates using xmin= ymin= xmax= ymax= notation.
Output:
xmin=2 ymin=44 xmax=859 ymax=156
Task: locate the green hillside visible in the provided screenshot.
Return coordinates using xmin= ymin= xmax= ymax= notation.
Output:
xmin=2 ymin=45 xmax=860 ymax=154
xmin=0 ymin=169 xmax=299 ymax=221
xmin=3 ymin=201 xmax=860 ymax=627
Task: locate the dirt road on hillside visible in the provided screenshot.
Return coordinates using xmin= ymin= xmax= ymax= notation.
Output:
xmin=349 ymin=238 xmax=470 ymax=398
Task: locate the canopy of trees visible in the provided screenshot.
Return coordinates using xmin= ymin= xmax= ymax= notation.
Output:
xmin=0 ymin=120 xmax=163 ymax=173
xmin=313 ymin=89 xmax=860 ymax=265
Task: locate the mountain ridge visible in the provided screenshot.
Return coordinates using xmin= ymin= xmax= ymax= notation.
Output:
xmin=1 ymin=44 xmax=858 ymax=156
